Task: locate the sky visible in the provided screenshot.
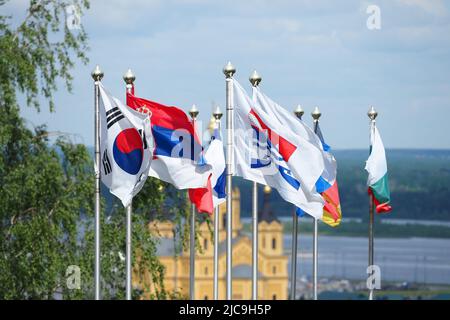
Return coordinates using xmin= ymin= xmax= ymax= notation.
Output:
xmin=4 ymin=0 xmax=450 ymax=149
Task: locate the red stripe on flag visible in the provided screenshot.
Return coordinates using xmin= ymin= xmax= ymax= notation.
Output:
xmin=368 ymin=188 xmax=392 ymax=214
xmin=249 ymin=109 xmax=296 ymax=162
xmin=126 ymin=92 xmax=201 ymax=144
xmin=322 ymin=182 xmax=341 ymax=221
xmin=189 ymin=175 xmax=214 ymax=215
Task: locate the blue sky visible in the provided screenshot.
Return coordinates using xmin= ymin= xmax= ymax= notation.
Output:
xmin=5 ymin=0 xmax=450 ymax=149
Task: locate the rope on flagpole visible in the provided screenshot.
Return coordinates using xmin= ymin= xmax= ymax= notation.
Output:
xmin=91 ymin=65 xmax=103 ymax=300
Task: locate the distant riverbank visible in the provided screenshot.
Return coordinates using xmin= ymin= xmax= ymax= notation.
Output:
xmin=241 ymin=218 xmax=450 ymax=239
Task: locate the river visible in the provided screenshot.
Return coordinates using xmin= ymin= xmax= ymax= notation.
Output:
xmin=284 ymin=235 xmax=450 ymax=285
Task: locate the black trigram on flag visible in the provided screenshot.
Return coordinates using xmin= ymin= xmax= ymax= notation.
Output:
xmin=102 ymin=149 xmax=112 ymax=175
xmin=106 ymin=106 xmax=124 ymax=129
xmin=138 ymin=129 xmax=148 ymax=150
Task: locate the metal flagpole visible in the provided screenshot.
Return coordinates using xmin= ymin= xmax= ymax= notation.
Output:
xmin=290 ymin=105 xmax=304 ymax=300
xmin=311 ymin=106 xmax=321 ymax=301
xmin=367 ymin=106 xmax=378 ymax=301
xmin=125 ymin=203 xmax=132 ymax=300
xmin=223 ymin=61 xmax=236 ymax=300
xmin=91 ymin=65 xmax=103 ymax=300
xmin=189 ymin=104 xmax=199 ymax=300
xmin=212 ymin=106 xmax=223 ymax=300
xmin=123 ymin=69 xmax=136 ymax=300
xmin=249 ymin=70 xmax=262 ymax=300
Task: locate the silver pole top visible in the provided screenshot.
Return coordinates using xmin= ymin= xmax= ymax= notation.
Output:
xmin=294 ymin=104 xmax=304 ymax=119
xmin=91 ymin=65 xmax=104 ymax=81
xmin=189 ymin=104 xmax=199 ymax=120
xmin=123 ymin=68 xmax=136 ymax=85
xmin=213 ymin=105 xmax=223 ymax=121
xmin=249 ymin=70 xmax=262 ymax=87
xmin=223 ymin=61 xmax=236 ymax=78
xmin=311 ymin=106 xmax=321 ymax=121
xmin=368 ymin=106 xmax=378 ymax=120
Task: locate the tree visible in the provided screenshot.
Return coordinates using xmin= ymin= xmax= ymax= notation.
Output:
xmin=0 ymin=0 xmax=189 ymax=299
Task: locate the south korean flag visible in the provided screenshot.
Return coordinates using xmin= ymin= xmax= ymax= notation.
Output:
xmin=99 ymin=83 xmax=153 ymax=207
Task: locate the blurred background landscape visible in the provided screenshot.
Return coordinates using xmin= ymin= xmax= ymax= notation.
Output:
xmin=235 ymin=148 xmax=450 ymax=299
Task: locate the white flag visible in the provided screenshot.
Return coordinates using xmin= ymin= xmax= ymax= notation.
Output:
xmin=233 ymin=80 xmax=324 ymax=218
xmin=99 ymin=83 xmax=153 ymax=207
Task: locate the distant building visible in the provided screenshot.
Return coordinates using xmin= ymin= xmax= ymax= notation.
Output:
xmin=136 ymin=186 xmax=288 ymax=300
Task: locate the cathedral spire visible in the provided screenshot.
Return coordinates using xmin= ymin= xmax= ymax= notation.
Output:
xmin=259 ymin=186 xmax=279 ymax=223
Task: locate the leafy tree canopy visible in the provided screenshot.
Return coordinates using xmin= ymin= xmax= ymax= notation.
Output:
xmin=0 ymin=0 xmax=191 ymax=299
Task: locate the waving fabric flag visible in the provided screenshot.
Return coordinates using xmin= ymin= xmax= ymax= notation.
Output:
xmin=188 ymin=178 xmax=214 ymax=214
xmin=126 ymin=93 xmax=212 ymax=190
xmin=314 ymin=123 xmax=342 ymax=227
xmin=365 ymin=122 xmax=392 ymax=213
xmin=188 ymin=125 xmax=226 ymax=214
xmin=205 ymin=126 xmax=227 ymax=208
xmin=233 ymin=80 xmax=324 ymax=219
xmin=321 ymin=182 xmax=342 ymax=227
xmin=295 ymin=122 xmax=342 ymax=226
xmin=99 ymin=84 xmax=153 ymax=207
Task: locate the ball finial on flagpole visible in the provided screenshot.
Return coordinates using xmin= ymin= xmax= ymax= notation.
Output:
xmin=312 ymin=106 xmax=321 ymax=121
xmin=223 ymin=61 xmax=236 ymax=78
xmin=123 ymin=69 xmax=135 ymax=94
xmin=368 ymin=106 xmax=378 ymax=120
xmin=189 ymin=104 xmax=199 ymax=120
xmin=91 ymin=65 xmax=104 ymax=81
xmin=213 ymin=105 xmax=223 ymax=121
xmin=123 ymin=69 xmax=135 ymax=85
xmin=294 ymin=105 xmax=304 ymax=119
xmin=249 ymin=70 xmax=262 ymax=87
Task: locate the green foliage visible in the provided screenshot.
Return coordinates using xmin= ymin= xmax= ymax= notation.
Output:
xmin=0 ymin=0 xmax=190 ymax=300
xmin=0 ymin=0 xmax=89 ymax=112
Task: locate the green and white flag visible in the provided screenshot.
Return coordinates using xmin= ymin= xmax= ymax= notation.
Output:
xmin=365 ymin=122 xmax=392 ymax=213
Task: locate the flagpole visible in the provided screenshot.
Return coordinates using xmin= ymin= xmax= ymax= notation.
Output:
xmin=189 ymin=104 xmax=199 ymax=300
xmin=311 ymin=106 xmax=322 ymax=301
xmin=367 ymin=106 xmax=378 ymax=301
xmin=223 ymin=61 xmax=236 ymax=300
xmin=123 ymin=69 xmax=136 ymax=300
xmin=212 ymin=106 xmax=223 ymax=300
xmin=249 ymin=70 xmax=262 ymax=301
xmin=290 ymin=105 xmax=304 ymax=300
xmin=91 ymin=65 xmax=103 ymax=300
